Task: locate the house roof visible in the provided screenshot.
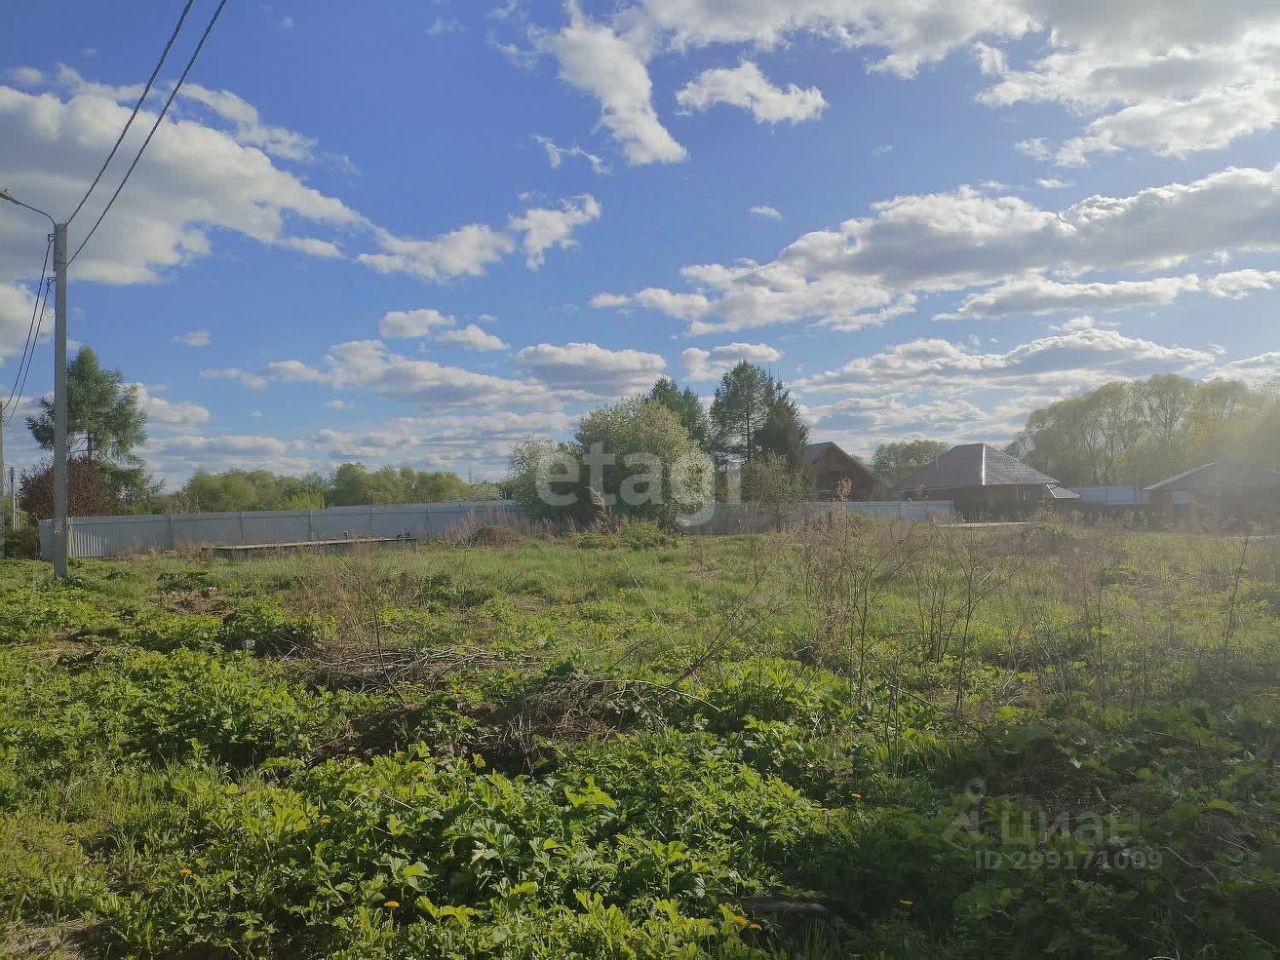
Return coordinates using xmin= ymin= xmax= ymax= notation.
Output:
xmin=900 ymin=443 xmax=1060 ymax=492
xmin=1145 ymin=459 xmax=1280 ymax=493
xmin=803 ymin=442 xmax=872 ymax=476
xmin=1043 ymin=485 xmax=1081 ymax=501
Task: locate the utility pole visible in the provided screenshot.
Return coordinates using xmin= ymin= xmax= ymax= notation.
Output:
xmin=52 ymin=222 xmax=68 ymax=578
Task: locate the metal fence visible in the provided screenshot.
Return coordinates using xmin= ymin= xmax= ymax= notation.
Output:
xmin=39 ymin=498 xmax=958 ymax=558
xmin=680 ymin=500 xmax=956 ymax=535
xmin=39 ymin=501 xmax=522 ymax=559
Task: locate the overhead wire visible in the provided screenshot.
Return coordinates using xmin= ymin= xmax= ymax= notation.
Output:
xmin=69 ymin=0 xmax=230 ymax=267
xmin=1 ymin=235 xmax=53 ymax=424
xmin=8 ymin=276 xmax=53 ymax=428
xmin=65 ymin=0 xmax=197 ymax=225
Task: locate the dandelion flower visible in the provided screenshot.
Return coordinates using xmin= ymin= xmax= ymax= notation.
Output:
xmin=384 ymin=900 xmax=400 ymax=909
xmin=178 ymin=868 xmax=193 ymax=877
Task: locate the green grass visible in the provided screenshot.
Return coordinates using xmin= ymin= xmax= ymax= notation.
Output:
xmin=0 ymin=522 xmax=1277 ymax=958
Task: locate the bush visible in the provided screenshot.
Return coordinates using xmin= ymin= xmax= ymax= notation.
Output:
xmin=220 ymin=600 xmax=332 ymax=655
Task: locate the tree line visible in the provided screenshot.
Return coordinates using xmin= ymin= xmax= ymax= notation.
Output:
xmin=13 ymin=347 xmax=496 ymax=520
xmin=15 ymin=347 xmax=1278 ymax=526
xmin=1009 ymin=374 xmax=1280 ymax=487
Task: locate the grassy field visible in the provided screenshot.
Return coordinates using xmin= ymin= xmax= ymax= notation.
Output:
xmin=1 ymin=518 xmax=1277 ymax=958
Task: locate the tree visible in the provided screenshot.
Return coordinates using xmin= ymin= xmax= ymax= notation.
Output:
xmin=710 ymin=362 xmax=772 ymax=465
xmin=647 ymin=377 xmax=711 ymax=452
xmin=1014 ymin=375 xmax=1279 ymax=486
xmin=20 ymin=458 xmax=128 ymax=518
xmin=873 ymin=439 xmax=948 ymax=494
xmin=28 ymin=347 xmax=146 ymax=466
xmin=709 ymin=362 xmax=806 ymax=467
xmin=575 ymin=397 xmax=712 ymax=526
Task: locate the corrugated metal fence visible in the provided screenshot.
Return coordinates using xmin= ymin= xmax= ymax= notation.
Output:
xmin=40 ymin=501 xmax=522 ymax=559
xmin=39 ymin=499 xmax=957 ymax=558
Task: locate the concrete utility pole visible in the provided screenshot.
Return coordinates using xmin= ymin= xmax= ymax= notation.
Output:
xmin=52 ymin=222 xmax=68 ymax=578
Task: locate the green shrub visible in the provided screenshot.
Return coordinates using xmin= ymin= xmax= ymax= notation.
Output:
xmin=220 ymin=600 xmax=332 ymax=655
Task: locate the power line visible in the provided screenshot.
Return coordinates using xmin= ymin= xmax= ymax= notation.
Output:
xmin=8 ymin=277 xmax=53 ymax=428
xmin=2 ymin=235 xmax=53 ymax=422
xmin=66 ymin=0 xmax=197 ymax=225
xmin=68 ymin=0 xmax=230 ymax=267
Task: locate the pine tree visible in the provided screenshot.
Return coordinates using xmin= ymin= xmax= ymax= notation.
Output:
xmin=27 ymin=347 xmax=147 ymax=465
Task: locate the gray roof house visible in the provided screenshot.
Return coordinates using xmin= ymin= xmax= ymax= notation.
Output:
xmin=900 ymin=443 xmax=1077 ymax=519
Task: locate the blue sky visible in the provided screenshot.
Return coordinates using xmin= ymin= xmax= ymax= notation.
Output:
xmin=1 ymin=0 xmax=1278 ymax=483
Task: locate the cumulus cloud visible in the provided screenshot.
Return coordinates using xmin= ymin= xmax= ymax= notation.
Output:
xmin=750 ymin=205 xmax=782 ymax=220
xmin=796 ymin=328 xmax=1220 ymax=395
xmin=134 ymin=384 xmax=211 ymax=428
xmin=358 ymin=196 xmax=600 ymax=280
xmin=379 ymin=308 xmax=456 ymax=338
xmin=0 ymin=280 xmax=44 ymax=362
xmin=436 ymin=324 xmax=508 ymax=351
xmin=508 ymin=195 xmax=601 ymax=268
xmin=0 ymin=84 xmax=362 ymax=285
xmin=210 ymin=340 xmax=556 ymax=411
xmin=1 ymin=80 xmax=598 ymax=291
xmin=515 ymin=2 xmax=1280 ymax=167
xmin=536 ymin=6 xmax=686 ymax=165
xmin=377 ymin=309 xmax=507 ymax=350
xmin=682 ymin=342 xmax=782 ymax=381
xmin=179 ymin=84 xmax=319 ymax=162
xmin=1213 ymin=351 xmax=1280 ymax=384
xmin=516 ymin=341 xmax=666 ymax=398
xmin=676 ymin=61 xmax=826 ymax=124
xmin=596 ymin=166 xmax=1280 ymax=333
xmin=312 ymin=409 xmax=574 ymax=472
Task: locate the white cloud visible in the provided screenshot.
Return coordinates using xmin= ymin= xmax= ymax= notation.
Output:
xmin=282 ymin=236 xmax=343 ymax=258
xmin=377 ymin=309 xmax=507 ymax=350
xmin=536 ymin=5 xmax=686 ymax=165
xmin=508 ymin=195 xmax=601 ymax=268
xmin=1036 ymin=178 xmax=1071 ymax=189
xmin=179 ymin=84 xmax=319 ymax=162
xmin=533 ymin=135 xmax=610 ymax=174
xmin=682 ymin=342 xmax=782 ymax=381
xmin=436 ymin=324 xmax=508 ymax=351
xmin=201 ymin=368 xmax=268 ymax=391
xmin=516 ymin=341 xmax=666 ymax=398
xmin=596 ymin=165 xmax=1280 ymax=333
xmin=358 ymin=195 xmax=599 ymax=280
xmin=0 ymin=84 xmax=363 ymax=285
xmin=173 ymin=329 xmax=211 ymax=347
xmin=379 ymin=308 xmax=455 ymax=338
xmin=750 ymin=205 xmax=782 ymax=220
xmin=1213 ymin=351 xmax=1280 ymax=384
xmin=134 ymin=384 xmax=211 ymax=429
xmin=947 ymin=269 xmax=1280 ymax=319
xmin=522 ymin=1 xmax=1280 ymax=168
xmin=357 ymin=224 xmax=516 ymax=283
xmin=676 ymin=61 xmax=826 ymax=124
xmin=0 ymin=280 xmax=44 ymax=362
xmin=796 ymin=328 xmax=1220 ymax=395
